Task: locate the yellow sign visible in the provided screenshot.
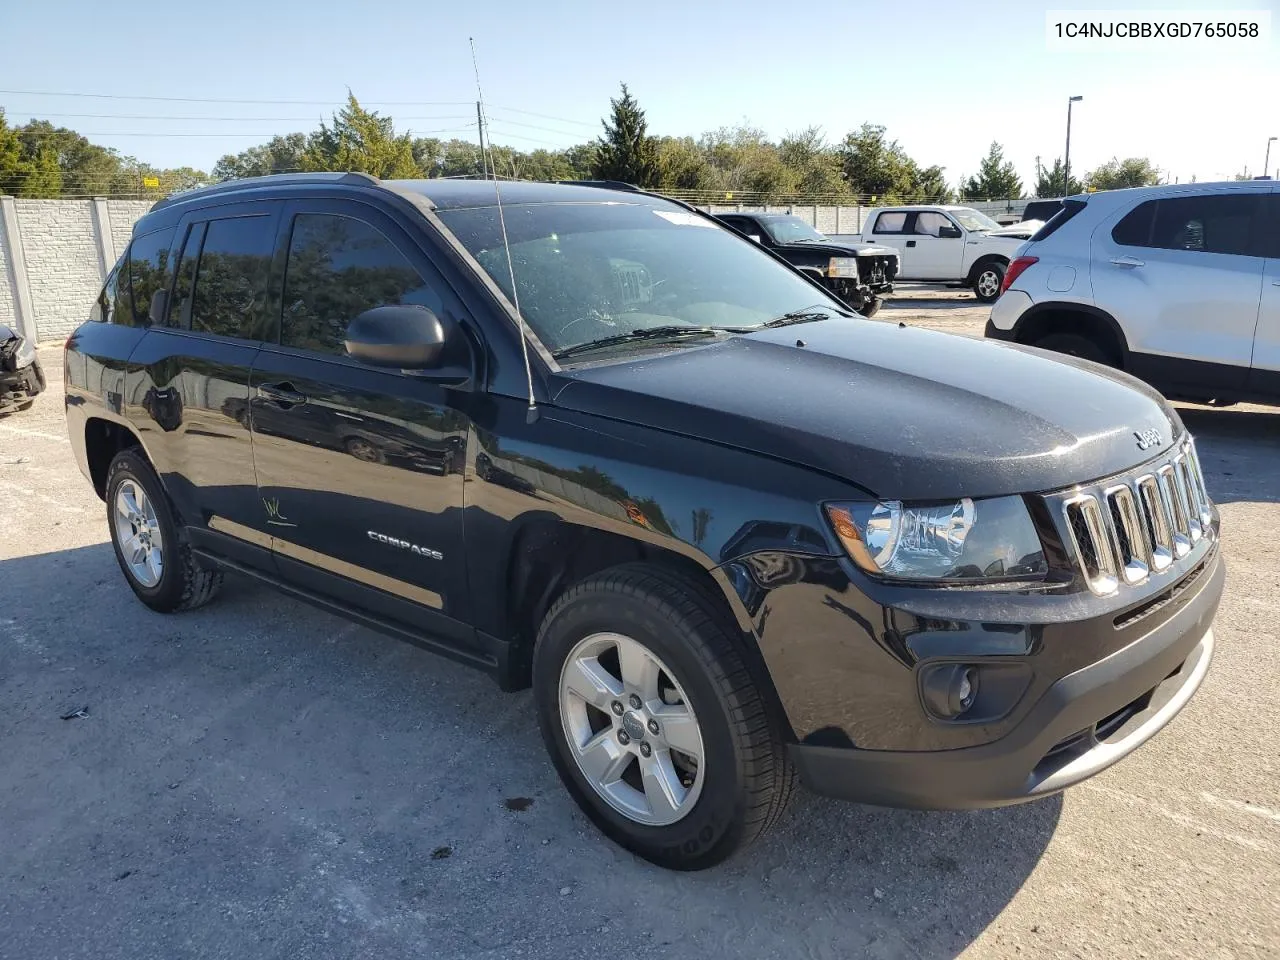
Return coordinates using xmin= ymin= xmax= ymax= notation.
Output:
xmin=142 ymin=176 xmax=160 ymax=189
xmin=725 ymin=192 xmax=733 ymax=200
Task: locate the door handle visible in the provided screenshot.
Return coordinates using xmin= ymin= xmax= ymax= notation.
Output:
xmin=905 ymin=240 xmax=917 ymax=247
xmin=258 ymin=382 xmax=308 ymax=406
xmin=1110 ymin=256 xmax=1145 ymax=268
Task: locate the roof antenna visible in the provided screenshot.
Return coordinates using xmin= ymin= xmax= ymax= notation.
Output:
xmin=470 ymin=37 xmax=537 ymax=423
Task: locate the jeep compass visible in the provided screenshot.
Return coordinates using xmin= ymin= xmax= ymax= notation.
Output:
xmin=65 ymin=174 xmax=1223 ymax=869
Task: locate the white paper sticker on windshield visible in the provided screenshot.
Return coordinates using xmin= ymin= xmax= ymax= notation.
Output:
xmin=653 ymin=209 xmax=716 ymax=227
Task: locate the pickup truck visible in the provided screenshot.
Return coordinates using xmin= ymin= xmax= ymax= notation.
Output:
xmin=712 ymin=212 xmax=898 ymax=317
xmin=831 ymin=205 xmax=1027 ymax=303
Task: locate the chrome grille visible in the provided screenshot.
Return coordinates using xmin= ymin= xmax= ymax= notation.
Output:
xmin=1061 ymin=440 xmax=1212 ymax=596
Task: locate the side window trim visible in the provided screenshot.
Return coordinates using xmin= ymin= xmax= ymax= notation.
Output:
xmin=269 ymin=198 xmax=451 ymax=363
xmin=170 ymin=200 xmax=284 ymax=344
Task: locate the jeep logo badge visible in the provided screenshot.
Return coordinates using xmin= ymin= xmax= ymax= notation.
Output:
xmin=1134 ymin=428 xmax=1162 ymax=451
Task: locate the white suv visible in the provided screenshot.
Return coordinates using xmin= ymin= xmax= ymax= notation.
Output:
xmin=986 ymin=182 xmax=1280 ymax=405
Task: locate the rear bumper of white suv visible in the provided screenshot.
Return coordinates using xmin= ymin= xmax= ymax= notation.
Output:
xmin=987 ymin=290 xmax=1033 ymax=335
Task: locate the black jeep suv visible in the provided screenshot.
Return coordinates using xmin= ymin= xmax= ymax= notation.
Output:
xmin=713 ymin=211 xmax=898 ymax=317
xmin=66 ymin=174 xmax=1223 ymax=870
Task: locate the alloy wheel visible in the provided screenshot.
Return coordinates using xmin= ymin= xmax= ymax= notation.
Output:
xmin=113 ymin=479 xmax=164 ymax=587
xmin=558 ymin=632 xmax=705 ymax=826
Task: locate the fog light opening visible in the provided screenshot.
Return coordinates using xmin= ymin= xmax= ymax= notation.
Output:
xmin=922 ymin=663 xmax=981 ymax=721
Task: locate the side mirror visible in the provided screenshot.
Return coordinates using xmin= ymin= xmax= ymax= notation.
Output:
xmin=345 ymin=304 xmax=449 ymax=369
xmin=148 ymin=289 xmax=168 ymax=325
xmin=938 ymin=224 xmax=963 ymax=239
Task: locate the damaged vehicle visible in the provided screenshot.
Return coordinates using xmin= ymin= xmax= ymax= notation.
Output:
xmin=713 ymin=212 xmax=899 ymax=317
xmin=0 ymin=322 xmax=45 ymax=414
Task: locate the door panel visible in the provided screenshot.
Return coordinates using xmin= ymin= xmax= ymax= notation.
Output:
xmin=125 ymin=204 xmax=281 ymax=564
xmin=248 ymin=199 xmax=474 ymax=637
xmin=909 ymin=212 xmax=966 ymax=279
xmin=1248 ymin=193 xmax=1280 ymax=393
xmin=1091 ymin=191 xmax=1266 ymax=389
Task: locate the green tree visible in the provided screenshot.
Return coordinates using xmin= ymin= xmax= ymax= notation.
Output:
xmin=655 ymin=135 xmax=710 ymax=190
xmin=1034 ymin=157 xmax=1083 ymax=197
xmin=909 ymin=164 xmax=951 ymax=202
xmin=591 ymin=83 xmax=659 ymax=188
xmin=837 ymin=124 xmax=917 ymax=201
xmin=301 ymin=93 xmax=419 ymax=179
xmin=961 ymin=142 xmax=1023 ymax=200
xmin=778 ymin=127 xmax=847 ymax=198
xmin=1085 ymin=157 xmax=1161 ymax=190
xmin=214 ymin=133 xmax=308 ymax=180
xmin=698 ymin=125 xmax=796 ymax=199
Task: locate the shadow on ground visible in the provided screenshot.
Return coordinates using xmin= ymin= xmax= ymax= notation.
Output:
xmin=1177 ymin=404 xmax=1280 ymax=506
xmin=1 ymin=542 xmax=1059 ymax=960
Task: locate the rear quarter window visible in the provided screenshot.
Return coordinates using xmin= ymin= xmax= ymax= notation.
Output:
xmin=127 ymin=227 xmax=177 ymax=325
xmin=1029 ymin=199 xmax=1087 ymax=242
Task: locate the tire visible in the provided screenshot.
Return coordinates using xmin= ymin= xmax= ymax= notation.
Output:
xmin=1033 ymin=332 xmax=1115 ymax=367
xmin=972 ymin=262 xmax=1005 ymax=303
xmin=533 ymin=563 xmax=795 ymax=870
xmin=105 ymin=448 xmax=222 ymax=613
xmin=857 ymin=298 xmax=882 ymax=319
xmin=344 ymin=435 xmax=385 ymax=464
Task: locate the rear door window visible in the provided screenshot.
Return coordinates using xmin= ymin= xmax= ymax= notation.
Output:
xmin=872 ymin=212 xmax=908 ymax=234
xmin=127 ymin=226 xmax=177 ymax=326
xmin=189 ymin=215 xmax=275 ymax=339
xmin=280 ymin=213 xmax=441 ymax=356
xmin=1113 ymin=194 xmax=1265 ymax=256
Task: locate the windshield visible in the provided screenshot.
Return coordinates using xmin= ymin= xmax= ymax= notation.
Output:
xmin=949 ymin=208 xmax=1002 ymax=232
xmin=760 ymin=216 xmax=828 ymax=245
xmin=437 ymin=202 xmax=848 ymax=357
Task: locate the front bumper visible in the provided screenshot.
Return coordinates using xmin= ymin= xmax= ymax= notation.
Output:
xmin=790 ymin=549 xmax=1222 ymax=809
xmin=0 ymin=359 xmax=45 ymax=411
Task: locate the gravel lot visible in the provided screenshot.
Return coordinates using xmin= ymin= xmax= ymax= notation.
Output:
xmin=2 ymin=291 xmax=1278 ymax=960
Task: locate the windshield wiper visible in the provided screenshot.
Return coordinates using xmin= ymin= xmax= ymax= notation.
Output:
xmin=552 ymin=325 xmax=725 ymax=360
xmin=760 ymin=306 xmax=847 ymax=328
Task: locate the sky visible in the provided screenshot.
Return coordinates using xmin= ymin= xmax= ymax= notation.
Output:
xmin=3 ymin=0 xmax=1278 ymax=188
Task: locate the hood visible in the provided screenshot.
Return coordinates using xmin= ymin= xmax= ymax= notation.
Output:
xmin=550 ymin=320 xmax=1181 ymax=500
xmin=777 ymin=240 xmax=898 ymax=259
xmin=988 ymin=219 xmax=1044 ymax=239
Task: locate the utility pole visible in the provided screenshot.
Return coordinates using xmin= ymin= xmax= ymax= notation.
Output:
xmin=1063 ymin=96 xmax=1083 ymax=196
xmin=475 ymin=101 xmax=490 ymax=179
xmin=1265 ymin=136 xmax=1277 ymax=180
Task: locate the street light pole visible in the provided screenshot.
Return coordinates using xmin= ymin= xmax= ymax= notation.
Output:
xmin=1266 ymin=137 xmax=1277 ymax=179
xmin=1064 ymin=96 xmax=1083 ymax=195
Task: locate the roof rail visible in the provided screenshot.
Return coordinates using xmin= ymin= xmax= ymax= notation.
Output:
xmin=555 ymin=179 xmax=643 ymax=193
xmin=150 ymin=171 xmax=381 ymax=211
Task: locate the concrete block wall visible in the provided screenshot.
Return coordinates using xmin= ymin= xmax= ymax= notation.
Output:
xmin=0 ymin=197 xmax=152 ymax=344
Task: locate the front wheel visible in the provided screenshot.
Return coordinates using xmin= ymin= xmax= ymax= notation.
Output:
xmin=533 ymin=564 xmax=794 ymax=870
xmin=857 ymin=297 xmax=883 ymax=319
xmin=972 ymin=263 xmax=1005 ymax=303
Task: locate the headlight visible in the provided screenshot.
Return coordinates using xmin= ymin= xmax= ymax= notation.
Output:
xmin=825 ymin=497 xmax=1047 ymax=582
xmin=14 ymin=336 xmax=36 ymax=368
xmin=827 ymin=257 xmax=860 ymax=279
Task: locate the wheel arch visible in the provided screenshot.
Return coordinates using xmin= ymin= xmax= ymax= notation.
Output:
xmin=966 ymin=254 xmax=1009 ymax=285
xmin=499 ymin=516 xmax=757 ymax=689
xmin=1011 ymin=301 xmax=1131 ymax=368
xmin=83 ymin=416 xmax=148 ymax=500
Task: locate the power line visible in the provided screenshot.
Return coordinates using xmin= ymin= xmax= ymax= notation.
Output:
xmin=5 ymin=111 xmax=474 ymax=122
xmin=486 ymin=114 xmax=594 ymax=139
xmin=0 ymin=88 xmax=473 ymax=106
xmin=12 ymin=124 xmax=476 ymax=138
xmin=489 ymin=104 xmax=598 ymax=129
xmin=485 ymin=128 xmax=567 ymax=147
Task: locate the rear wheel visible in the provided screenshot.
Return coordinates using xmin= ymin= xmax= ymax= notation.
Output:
xmin=857 ymin=297 xmax=882 ymax=319
xmin=972 ymin=262 xmax=1005 ymax=303
xmin=105 ymin=449 xmax=222 ymax=613
xmin=533 ymin=563 xmax=794 ymax=870
xmin=1033 ymin=332 xmax=1115 ymax=366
